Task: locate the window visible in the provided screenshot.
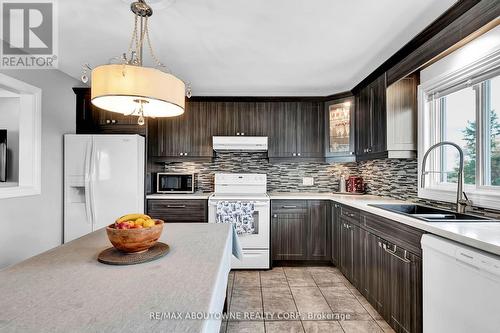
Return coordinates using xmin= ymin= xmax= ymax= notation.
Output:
xmin=419 ymin=48 xmax=500 ymax=209
xmin=484 ymin=76 xmax=500 ymax=186
xmin=436 ymin=85 xmax=476 ymax=185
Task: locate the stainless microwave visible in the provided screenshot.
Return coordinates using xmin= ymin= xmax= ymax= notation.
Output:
xmin=156 ymin=173 xmax=195 ymax=193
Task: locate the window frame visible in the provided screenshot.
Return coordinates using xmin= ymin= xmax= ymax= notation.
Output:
xmin=0 ymin=74 xmax=41 ymax=199
xmin=418 ymin=49 xmax=500 ymax=209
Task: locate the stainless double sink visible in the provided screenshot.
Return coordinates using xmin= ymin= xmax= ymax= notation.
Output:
xmin=368 ymin=204 xmax=497 ymax=223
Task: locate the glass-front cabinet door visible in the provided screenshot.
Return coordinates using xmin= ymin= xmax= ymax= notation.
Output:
xmin=325 ymin=97 xmax=355 ymax=162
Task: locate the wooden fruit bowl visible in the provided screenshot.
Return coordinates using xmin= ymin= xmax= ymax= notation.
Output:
xmin=106 ymin=219 xmax=164 ymax=253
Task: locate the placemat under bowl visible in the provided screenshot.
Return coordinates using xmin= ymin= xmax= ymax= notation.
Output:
xmin=97 ymin=242 xmax=170 ymax=265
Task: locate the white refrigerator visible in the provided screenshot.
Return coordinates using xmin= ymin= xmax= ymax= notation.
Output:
xmin=64 ymin=134 xmax=145 ymax=243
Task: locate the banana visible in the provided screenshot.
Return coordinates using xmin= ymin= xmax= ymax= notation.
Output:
xmin=116 ymin=213 xmax=151 ymax=223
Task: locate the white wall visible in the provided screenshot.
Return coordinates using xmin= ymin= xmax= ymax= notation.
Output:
xmin=0 ymin=96 xmax=20 ymax=183
xmin=0 ymin=69 xmax=79 ymax=269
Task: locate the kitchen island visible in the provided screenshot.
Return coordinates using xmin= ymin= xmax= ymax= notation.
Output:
xmin=0 ymin=223 xmax=233 ymax=333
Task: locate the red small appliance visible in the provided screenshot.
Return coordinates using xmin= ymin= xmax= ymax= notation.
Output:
xmin=346 ymin=176 xmax=365 ymax=193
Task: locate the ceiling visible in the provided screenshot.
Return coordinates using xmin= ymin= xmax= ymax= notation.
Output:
xmin=59 ymin=0 xmax=458 ymax=96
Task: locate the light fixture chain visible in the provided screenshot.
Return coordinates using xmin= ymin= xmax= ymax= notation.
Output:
xmin=127 ymin=14 xmax=138 ymax=58
xmin=138 ymin=15 xmax=148 ymax=66
xmin=135 ymin=14 xmax=142 ymax=64
xmin=144 ymin=17 xmax=168 ymax=71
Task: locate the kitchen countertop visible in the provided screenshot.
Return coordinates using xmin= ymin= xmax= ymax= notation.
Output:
xmin=146 ymin=192 xmax=212 ymax=199
xmin=0 ymin=223 xmax=232 ymax=333
xmin=269 ymin=192 xmax=500 ymax=256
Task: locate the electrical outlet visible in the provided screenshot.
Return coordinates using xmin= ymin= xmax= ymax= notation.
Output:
xmin=302 ymin=177 xmax=314 ymax=186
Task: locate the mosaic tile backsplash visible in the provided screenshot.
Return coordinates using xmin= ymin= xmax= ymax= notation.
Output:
xmin=148 ymin=153 xmax=500 ymax=216
xmin=357 ymin=159 xmax=418 ymax=201
xmin=148 ymin=153 xmax=358 ymax=193
xmin=357 ymin=159 xmax=500 ymax=218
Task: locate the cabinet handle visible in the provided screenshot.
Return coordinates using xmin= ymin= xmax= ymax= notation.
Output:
xmin=236 ymin=132 xmax=240 ymax=136
xmin=111 ymin=119 xmax=117 ymax=124
xmin=167 ymin=205 xmax=187 ymax=208
xmin=382 ymin=243 xmax=411 ymax=263
xmin=282 ymin=205 xmax=297 ymax=209
xmin=292 ymin=153 xmax=297 ymax=157
xmin=184 ymin=152 xmax=188 ymax=156
xmin=272 ymin=214 xmax=278 ymax=218
xmin=297 ymin=153 xmax=301 ymax=156
xmin=106 ymin=119 xmax=111 ymax=124
xmin=241 ymin=133 xmax=245 ymax=136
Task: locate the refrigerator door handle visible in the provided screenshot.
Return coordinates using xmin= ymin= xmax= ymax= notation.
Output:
xmin=84 ymin=140 xmax=93 ymax=225
xmin=89 ymin=138 xmax=97 ymax=229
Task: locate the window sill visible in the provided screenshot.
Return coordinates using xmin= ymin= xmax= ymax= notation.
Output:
xmin=418 ymin=186 xmax=500 ymax=211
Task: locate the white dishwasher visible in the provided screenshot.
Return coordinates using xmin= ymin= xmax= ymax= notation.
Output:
xmin=421 ymin=234 xmax=500 ymax=333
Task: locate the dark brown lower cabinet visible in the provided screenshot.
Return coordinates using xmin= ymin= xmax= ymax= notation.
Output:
xmin=334 ymin=205 xmax=423 ymax=333
xmin=331 ymin=203 xmax=341 ymax=265
xmin=271 ymin=200 xmax=330 ymax=262
xmin=308 ymin=200 xmax=330 ymax=260
xmin=339 ymin=220 xmax=353 ymax=279
xmin=383 ymin=241 xmax=422 ymax=333
xmin=271 ymin=208 xmax=309 ymax=260
xmin=363 ymin=232 xmax=386 ymax=314
xmin=146 ymin=199 xmax=208 ymax=223
xmin=339 ymin=217 xmax=364 ymax=289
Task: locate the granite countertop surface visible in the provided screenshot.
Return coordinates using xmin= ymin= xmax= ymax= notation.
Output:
xmin=146 ymin=192 xmax=213 ymax=199
xmin=0 ymin=223 xmax=232 ymax=333
xmin=269 ymin=192 xmax=500 ymax=256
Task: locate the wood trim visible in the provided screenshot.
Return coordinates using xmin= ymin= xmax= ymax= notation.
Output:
xmin=74 ymin=87 xmax=352 ymax=102
xmin=356 ymin=151 xmax=388 ymax=162
xmin=352 ymin=0 xmax=483 ymax=92
xmin=421 ymin=17 xmax=500 ymax=70
xmin=386 ymin=0 xmax=500 ymax=85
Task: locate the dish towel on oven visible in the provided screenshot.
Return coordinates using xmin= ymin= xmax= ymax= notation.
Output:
xmin=216 ymin=201 xmax=255 ymax=235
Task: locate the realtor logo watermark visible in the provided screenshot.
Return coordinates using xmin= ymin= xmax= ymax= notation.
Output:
xmin=1 ymin=0 xmax=58 ymax=68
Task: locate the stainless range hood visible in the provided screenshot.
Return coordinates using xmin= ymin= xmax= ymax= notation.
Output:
xmin=213 ymin=136 xmax=268 ymax=152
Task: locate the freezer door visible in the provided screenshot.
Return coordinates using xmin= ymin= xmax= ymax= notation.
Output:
xmin=91 ymin=135 xmax=145 ymax=230
xmin=64 ymin=135 xmax=93 ymax=242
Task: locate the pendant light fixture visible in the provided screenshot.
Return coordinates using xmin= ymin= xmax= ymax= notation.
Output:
xmin=81 ymin=0 xmax=191 ymax=125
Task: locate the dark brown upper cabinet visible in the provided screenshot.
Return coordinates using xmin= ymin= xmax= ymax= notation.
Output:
xmin=355 ymin=72 xmax=418 ymax=161
xmin=148 ymin=101 xmax=214 ymax=160
xmin=268 ymin=101 xmax=324 ymax=160
xmin=268 ymin=102 xmax=298 ymax=158
xmin=212 ymin=101 xmax=270 ymax=137
xmin=355 ymin=73 xmax=388 ymax=161
xmin=324 ymin=96 xmax=355 ymax=163
xmin=297 ymin=102 xmax=324 ymax=158
xmin=73 ymin=87 xmax=146 ymax=135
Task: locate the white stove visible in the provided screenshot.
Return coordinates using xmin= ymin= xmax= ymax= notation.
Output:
xmin=208 ymin=173 xmax=270 ymax=269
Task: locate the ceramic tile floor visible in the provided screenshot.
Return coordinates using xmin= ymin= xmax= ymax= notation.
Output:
xmin=220 ymin=266 xmax=395 ymax=333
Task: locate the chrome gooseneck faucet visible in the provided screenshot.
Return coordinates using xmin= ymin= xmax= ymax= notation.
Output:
xmin=421 ymin=141 xmax=472 ymax=214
